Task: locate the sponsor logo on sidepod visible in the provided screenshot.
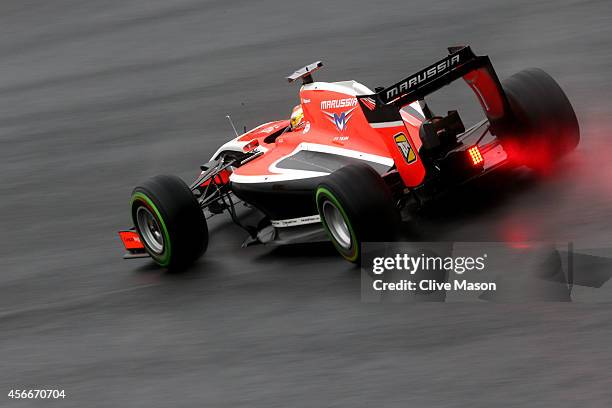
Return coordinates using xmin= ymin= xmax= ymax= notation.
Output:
xmin=394 ymin=132 xmax=416 ymax=163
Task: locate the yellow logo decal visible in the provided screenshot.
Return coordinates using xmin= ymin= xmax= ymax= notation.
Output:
xmin=394 ymin=133 xmax=416 ymax=163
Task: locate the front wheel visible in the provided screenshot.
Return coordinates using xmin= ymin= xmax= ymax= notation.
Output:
xmin=315 ymin=164 xmax=400 ymax=263
xmin=131 ymin=174 xmax=208 ymax=270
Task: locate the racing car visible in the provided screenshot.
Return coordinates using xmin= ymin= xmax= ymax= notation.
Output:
xmin=118 ymin=46 xmax=579 ymax=268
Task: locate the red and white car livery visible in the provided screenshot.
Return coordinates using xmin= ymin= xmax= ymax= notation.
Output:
xmin=119 ymin=46 xmax=579 ymax=268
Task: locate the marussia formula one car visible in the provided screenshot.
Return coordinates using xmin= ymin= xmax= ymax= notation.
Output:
xmin=118 ymin=46 xmax=579 ymax=268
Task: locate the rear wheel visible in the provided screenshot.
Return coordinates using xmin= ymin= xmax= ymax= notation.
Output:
xmin=315 ymin=164 xmax=400 ymax=263
xmin=131 ymin=174 xmax=208 ymax=270
xmin=499 ymin=68 xmax=580 ymax=171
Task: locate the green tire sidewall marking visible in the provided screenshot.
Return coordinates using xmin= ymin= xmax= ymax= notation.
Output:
xmin=316 ymin=186 xmax=359 ymax=262
xmin=131 ymin=192 xmax=172 ymax=267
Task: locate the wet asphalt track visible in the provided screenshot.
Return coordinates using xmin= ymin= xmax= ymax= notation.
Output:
xmin=2 ymin=0 xmax=612 ymax=406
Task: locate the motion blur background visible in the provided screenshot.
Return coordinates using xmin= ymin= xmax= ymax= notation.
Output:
xmin=1 ymin=0 xmax=612 ymax=406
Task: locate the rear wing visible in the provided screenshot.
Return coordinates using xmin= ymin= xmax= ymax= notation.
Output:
xmin=358 ymin=46 xmax=511 ymax=129
xmin=356 ymin=46 xmax=512 ymax=188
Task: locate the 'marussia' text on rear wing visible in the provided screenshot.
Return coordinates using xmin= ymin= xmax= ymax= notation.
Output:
xmin=358 ymin=46 xmax=512 ymax=128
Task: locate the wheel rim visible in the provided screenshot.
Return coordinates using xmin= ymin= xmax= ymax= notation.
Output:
xmin=136 ymin=206 xmax=164 ymax=254
xmin=322 ymin=200 xmax=352 ymax=250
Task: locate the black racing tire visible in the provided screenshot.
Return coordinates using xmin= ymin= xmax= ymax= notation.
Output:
xmin=131 ymin=174 xmax=208 ymax=270
xmin=315 ymin=163 xmax=400 ymax=263
xmin=499 ymin=68 xmax=580 ymax=171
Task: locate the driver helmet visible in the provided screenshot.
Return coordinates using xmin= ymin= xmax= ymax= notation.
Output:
xmin=290 ymin=105 xmax=305 ymax=131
